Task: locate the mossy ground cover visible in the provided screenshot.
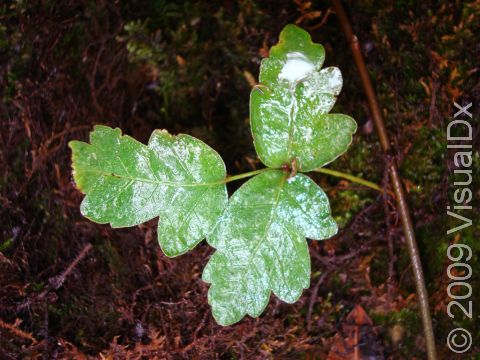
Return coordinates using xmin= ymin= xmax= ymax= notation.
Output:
xmin=0 ymin=0 xmax=478 ymax=358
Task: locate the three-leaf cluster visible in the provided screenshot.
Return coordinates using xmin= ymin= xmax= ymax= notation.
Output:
xmin=70 ymin=24 xmax=357 ymax=326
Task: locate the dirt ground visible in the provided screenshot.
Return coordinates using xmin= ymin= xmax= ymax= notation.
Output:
xmin=0 ymin=1 xmax=479 ymax=359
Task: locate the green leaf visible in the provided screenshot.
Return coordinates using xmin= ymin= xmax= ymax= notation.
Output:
xmin=250 ymin=24 xmax=357 ymax=172
xmin=202 ymin=170 xmax=337 ymax=325
xmin=69 ymin=125 xmax=227 ymax=257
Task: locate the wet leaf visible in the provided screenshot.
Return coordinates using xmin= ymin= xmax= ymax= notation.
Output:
xmin=250 ymin=24 xmax=357 ymax=171
xmin=69 ymin=125 xmax=227 ymax=257
xmin=202 ymin=170 xmax=337 ymax=325
xmin=69 ymin=24 xmax=357 ymax=327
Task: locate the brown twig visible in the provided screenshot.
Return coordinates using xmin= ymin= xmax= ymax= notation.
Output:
xmin=0 ymin=318 xmax=37 ymax=343
xmin=49 ymin=243 xmax=93 ymax=290
xmin=331 ymin=1 xmax=438 ymax=359
xmin=309 ymin=8 xmax=334 ymax=31
xmin=383 ymin=155 xmax=396 ymax=302
xmin=17 ymin=243 xmax=93 ymax=311
xmin=306 ymin=270 xmax=332 ymax=331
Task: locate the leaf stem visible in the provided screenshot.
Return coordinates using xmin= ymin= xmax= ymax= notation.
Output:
xmin=224 ymin=168 xmax=276 ymax=183
xmin=312 ymin=167 xmax=382 ymax=192
xmin=224 ymin=167 xmax=381 ymax=194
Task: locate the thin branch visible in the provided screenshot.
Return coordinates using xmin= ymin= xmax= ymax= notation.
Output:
xmin=17 ymin=243 xmax=93 ymax=311
xmin=307 ymin=270 xmax=332 ymax=331
xmin=48 ymin=243 xmax=93 ymax=290
xmin=331 ymin=1 xmax=437 ymax=359
xmin=0 ymin=318 xmax=37 ymax=343
xmin=382 ymin=156 xmax=397 ymax=303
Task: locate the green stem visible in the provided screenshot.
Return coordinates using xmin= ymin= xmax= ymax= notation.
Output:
xmin=312 ymin=167 xmax=382 ymax=192
xmin=224 ymin=167 xmax=381 ymax=193
xmin=224 ymin=168 xmax=275 ymax=184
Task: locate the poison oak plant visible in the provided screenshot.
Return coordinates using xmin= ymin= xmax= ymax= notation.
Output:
xmin=69 ymin=25 xmax=358 ymax=326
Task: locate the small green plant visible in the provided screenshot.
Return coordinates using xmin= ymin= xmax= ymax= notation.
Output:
xmin=69 ymin=24 xmax=358 ymax=325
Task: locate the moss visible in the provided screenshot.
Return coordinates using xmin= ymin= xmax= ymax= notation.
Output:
xmin=0 ymin=238 xmax=13 ymax=252
xmin=369 ymin=249 xmax=390 ymax=286
xmin=371 ymin=308 xmax=422 ymax=356
xmin=400 ymin=127 xmax=445 ymax=210
xmin=331 ymin=190 xmax=373 ymax=228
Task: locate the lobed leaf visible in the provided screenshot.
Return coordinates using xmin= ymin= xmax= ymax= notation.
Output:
xmin=69 ymin=125 xmax=228 ymax=257
xmin=202 ymin=170 xmax=337 ymax=325
xmin=69 ymin=24 xmax=358 ymax=327
xmin=250 ymin=24 xmax=357 ymax=172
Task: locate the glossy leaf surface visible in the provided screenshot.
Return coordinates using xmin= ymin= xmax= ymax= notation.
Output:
xmin=203 ymin=170 xmax=337 ymax=325
xmin=69 ymin=125 xmax=227 ymax=257
xmin=69 ymin=24 xmax=357 ymax=327
xmin=250 ymin=24 xmax=357 ymax=172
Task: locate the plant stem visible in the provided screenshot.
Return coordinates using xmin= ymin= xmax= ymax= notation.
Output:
xmin=332 ymin=1 xmax=437 ymax=359
xmin=224 ymin=167 xmax=381 ymax=194
xmin=224 ymin=168 xmax=275 ymax=183
xmin=312 ymin=167 xmax=382 ymax=192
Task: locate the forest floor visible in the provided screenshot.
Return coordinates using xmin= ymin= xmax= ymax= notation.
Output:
xmin=0 ymin=1 xmax=479 ymax=359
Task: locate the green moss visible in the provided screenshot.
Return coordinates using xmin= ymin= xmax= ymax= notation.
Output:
xmin=400 ymin=127 xmax=445 ymax=210
xmin=331 ymin=190 xmax=372 ymax=228
xmin=0 ymin=238 xmax=13 ymax=252
xmin=371 ymin=308 xmax=422 ymax=356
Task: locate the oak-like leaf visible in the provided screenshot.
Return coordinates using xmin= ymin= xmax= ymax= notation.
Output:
xmin=250 ymin=24 xmax=357 ymax=172
xmin=69 ymin=125 xmax=227 ymax=257
xmin=202 ymin=170 xmax=337 ymax=325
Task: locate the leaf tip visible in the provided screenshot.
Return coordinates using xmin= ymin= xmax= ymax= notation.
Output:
xmin=148 ymin=128 xmax=174 ymax=146
xmin=272 ymin=24 xmax=325 ymax=64
xmin=279 ymin=23 xmax=311 ymax=43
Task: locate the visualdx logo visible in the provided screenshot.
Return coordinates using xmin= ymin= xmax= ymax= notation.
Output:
xmin=445 ymin=101 xmax=473 ymax=354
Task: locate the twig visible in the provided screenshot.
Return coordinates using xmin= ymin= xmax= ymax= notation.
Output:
xmin=306 ymin=270 xmax=332 ymax=331
xmin=383 ymin=156 xmax=396 ymax=302
xmin=309 ymin=8 xmax=333 ymax=30
xmin=427 ymin=80 xmax=438 ymax=127
xmin=0 ymin=318 xmax=37 ymax=343
xmin=181 ymin=311 xmax=210 ymax=354
xmin=17 ymin=243 xmax=93 ymax=311
xmin=331 ymin=1 xmax=437 ymax=359
xmin=42 ymin=304 xmax=49 ymax=356
xmin=48 ymin=243 xmax=93 ymax=290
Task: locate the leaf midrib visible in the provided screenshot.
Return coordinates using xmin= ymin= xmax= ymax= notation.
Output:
xmin=285 ymin=86 xmax=297 ymax=164
xmin=76 ymin=167 xmax=223 ymax=187
xmin=247 ymin=172 xmax=287 ymax=266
